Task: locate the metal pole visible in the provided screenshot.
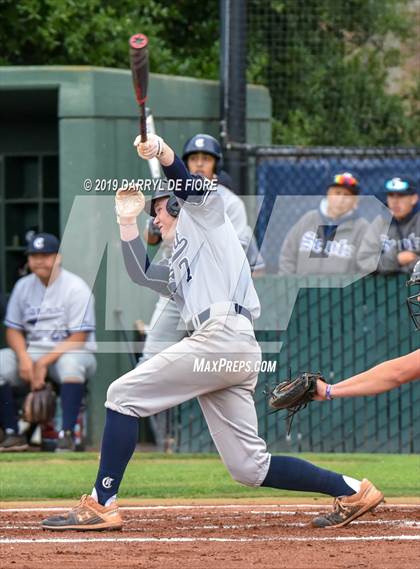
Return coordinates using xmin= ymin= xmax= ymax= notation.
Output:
xmin=220 ymin=0 xmax=247 ymax=194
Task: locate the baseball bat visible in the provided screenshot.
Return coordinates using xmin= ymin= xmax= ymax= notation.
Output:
xmin=129 ymin=33 xmax=149 ymax=142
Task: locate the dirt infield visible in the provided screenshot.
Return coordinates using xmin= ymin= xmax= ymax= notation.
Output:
xmin=1 ymin=501 xmax=419 ymax=569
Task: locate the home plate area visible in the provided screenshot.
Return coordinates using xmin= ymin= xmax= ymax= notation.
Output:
xmin=1 ymin=503 xmax=419 ymax=568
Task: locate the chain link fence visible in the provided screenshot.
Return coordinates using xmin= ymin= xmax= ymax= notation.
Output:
xmin=246 ymin=0 xmax=419 ymax=146
xmin=163 ymin=145 xmax=420 ymax=454
xmin=168 ymin=274 xmax=419 ymax=454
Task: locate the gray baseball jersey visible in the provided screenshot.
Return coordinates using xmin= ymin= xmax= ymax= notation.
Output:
xmin=167 ymin=190 xmax=261 ymax=323
xmin=5 ymin=268 xmax=96 ymax=351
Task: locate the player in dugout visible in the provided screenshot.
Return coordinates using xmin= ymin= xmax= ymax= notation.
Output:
xmin=0 ymin=233 xmax=97 ymax=452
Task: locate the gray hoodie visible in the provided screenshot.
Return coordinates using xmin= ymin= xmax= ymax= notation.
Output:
xmin=279 ymin=199 xmax=369 ymax=275
xmin=358 ymin=208 xmax=420 ymax=274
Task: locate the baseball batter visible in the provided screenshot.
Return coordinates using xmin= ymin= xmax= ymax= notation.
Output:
xmin=42 ymin=134 xmax=383 ymax=531
xmin=140 ymin=135 xmax=264 ymax=448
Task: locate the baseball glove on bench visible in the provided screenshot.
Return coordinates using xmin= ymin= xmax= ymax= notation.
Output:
xmin=23 ymin=384 xmax=57 ymax=425
xmin=269 ymin=372 xmax=325 ymax=433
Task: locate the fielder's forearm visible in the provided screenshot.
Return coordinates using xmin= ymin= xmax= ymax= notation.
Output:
xmin=328 ymin=350 xmax=420 ymax=398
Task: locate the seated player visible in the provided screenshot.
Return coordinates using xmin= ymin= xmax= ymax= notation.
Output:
xmin=279 ymin=172 xmax=369 ymax=275
xmin=0 ymin=233 xmax=97 ymax=452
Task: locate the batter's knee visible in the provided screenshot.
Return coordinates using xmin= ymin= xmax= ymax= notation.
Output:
xmin=225 ymin=454 xmax=271 ymax=488
xmin=106 ymin=378 xmax=122 ymax=406
xmin=105 ymin=376 xmax=144 ymax=418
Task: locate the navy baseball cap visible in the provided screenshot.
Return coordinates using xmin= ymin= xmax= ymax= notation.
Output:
xmin=328 ymin=172 xmax=360 ymax=194
xmin=385 ymin=177 xmax=417 ymax=195
xmin=26 ymin=233 xmax=60 ymax=255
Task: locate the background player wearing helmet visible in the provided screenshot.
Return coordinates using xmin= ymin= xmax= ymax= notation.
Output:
xmin=41 ymin=132 xmax=383 ymax=532
xmin=314 ymin=260 xmax=420 ymax=400
xmin=146 ymin=134 xmax=265 ymax=274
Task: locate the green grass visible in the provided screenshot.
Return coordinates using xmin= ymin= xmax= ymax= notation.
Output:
xmin=0 ymin=452 xmax=419 ymax=501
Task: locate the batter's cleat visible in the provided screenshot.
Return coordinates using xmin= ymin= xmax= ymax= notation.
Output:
xmin=41 ymin=495 xmax=123 ymax=531
xmin=311 ymin=479 xmax=384 ymax=528
xmin=0 ymin=433 xmax=28 ymax=452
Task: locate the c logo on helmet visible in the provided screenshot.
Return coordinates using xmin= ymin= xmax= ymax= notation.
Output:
xmin=194 ymin=138 xmax=205 ymax=148
xmin=33 ymin=237 xmax=45 ymax=250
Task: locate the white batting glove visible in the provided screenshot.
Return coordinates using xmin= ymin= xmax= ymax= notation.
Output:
xmin=133 ymin=133 xmax=165 ymax=160
xmin=115 ymin=187 xmax=145 ymax=224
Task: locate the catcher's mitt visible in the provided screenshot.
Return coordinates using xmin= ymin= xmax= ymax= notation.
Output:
xmin=23 ymin=384 xmax=56 ymax=424
xmin=269 ymin=372 xmax=325 ymax=433
xmin=115 ymin=187 xmax=145 ymax=223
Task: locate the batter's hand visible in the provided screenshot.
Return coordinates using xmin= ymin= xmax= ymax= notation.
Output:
xmin=134 ymin=133 xmax=164 ymax=160
xmin=115 ymin=187 xmax=145 ymax=225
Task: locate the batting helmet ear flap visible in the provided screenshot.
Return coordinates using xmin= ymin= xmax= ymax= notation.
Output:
xmin=167 ymin=195 xmax=180 ymax=217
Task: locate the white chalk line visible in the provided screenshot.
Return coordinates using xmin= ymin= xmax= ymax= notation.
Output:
xmin=1 ymin=535 xmax=420 ymax=544
xmin=1 ymin=520 xmax=419 ymax=532
xmin=1 ymin=503 xmax=418 ymax=513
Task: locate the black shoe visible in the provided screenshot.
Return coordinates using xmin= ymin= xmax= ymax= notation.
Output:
xmin=0 ymin=433 xmax=28 ymax=452
xmin=56 ymin=430 xmax=76 ymax=452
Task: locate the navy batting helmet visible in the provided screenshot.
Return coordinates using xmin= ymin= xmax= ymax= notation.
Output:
xmin=407 ymin=260 xmax=420 ymax=331
xmin=182 ymin=134 xmax=222 ymax=162
xmin=144 ymin=181 xmax=180 ymax=218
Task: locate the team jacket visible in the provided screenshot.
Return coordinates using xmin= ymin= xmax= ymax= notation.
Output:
xmin=358 ymin=208 xmax=420 ymax=274
xmin=279 ymin=199 xmax=369 ymax=275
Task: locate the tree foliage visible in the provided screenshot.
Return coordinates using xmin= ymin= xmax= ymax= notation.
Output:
xmin=0 ymin=0 xmax=418 ymax=145
xmin=247 ymin=0 xmax=420 ymax=145
xmin=0 ymin=0 xmax=219 ymax=78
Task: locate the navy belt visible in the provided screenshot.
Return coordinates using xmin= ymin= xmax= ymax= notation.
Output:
xmin=187 ymin=303 xmax=253 ymax=332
